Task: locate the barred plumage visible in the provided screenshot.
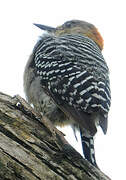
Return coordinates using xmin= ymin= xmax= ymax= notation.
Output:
xmin=24 ymin=20 xmax=111 ymax=167
xmin=34 ymin=34 xmax=110 ymax=117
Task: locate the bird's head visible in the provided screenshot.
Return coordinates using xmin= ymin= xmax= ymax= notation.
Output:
xmin=34 ymin=20 xmax=104 ymax=50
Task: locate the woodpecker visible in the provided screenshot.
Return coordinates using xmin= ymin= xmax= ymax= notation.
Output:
xmin=24 ymin=20 xmax=111 ymax=167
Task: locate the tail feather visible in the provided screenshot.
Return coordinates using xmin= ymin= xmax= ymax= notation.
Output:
xmin=80 ymin=129 xmax=98 ymax=167
xmin=99 ymin=113 xmax=108 ymax=134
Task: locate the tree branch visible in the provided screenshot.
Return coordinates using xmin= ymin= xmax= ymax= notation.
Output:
xmin=0 ymin=92 xmax=111 ymax=180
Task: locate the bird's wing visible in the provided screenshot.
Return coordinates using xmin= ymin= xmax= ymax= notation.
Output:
xmin=33 ymin=34 xmax=111 ymax=135
xmin=43 ymin=69 xmax=108 ymax=136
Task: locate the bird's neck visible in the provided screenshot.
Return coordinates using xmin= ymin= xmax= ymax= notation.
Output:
xmin=85 ymin=28 xmax=104 ymax=50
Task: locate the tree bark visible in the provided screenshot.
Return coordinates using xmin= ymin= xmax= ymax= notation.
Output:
xmin=0 ymin=92 xmax=111 ymax=180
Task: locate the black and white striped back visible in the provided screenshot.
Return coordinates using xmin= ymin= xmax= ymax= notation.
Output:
xmin=31 ymin=33 xmax=111 ymax=167
xmin=33 ymin=34 xmax=111 ymax=117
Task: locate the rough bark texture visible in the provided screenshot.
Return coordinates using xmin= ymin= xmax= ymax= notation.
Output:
xmin=0 ymin=92 xmax=111 ymax=180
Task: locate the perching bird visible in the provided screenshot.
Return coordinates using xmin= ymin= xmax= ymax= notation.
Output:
xmin=24 ymin=20 xmax=111 ymax=167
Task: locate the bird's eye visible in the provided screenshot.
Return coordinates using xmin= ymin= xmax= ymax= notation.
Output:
xmin=64 ymin=21 xmax=77 ymax=28
xmin=65 ymin=22 xmax=72 ymax=28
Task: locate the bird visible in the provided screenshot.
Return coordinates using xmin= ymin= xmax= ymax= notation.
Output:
xmin=23 ymin=20 xmax=111 ymax=167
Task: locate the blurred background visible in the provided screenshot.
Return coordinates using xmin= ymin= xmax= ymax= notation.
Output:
xmin=0 ymin=1 xmax=126 ymax=179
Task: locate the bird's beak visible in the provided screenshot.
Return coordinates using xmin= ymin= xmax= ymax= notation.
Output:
xmin=33 ymin=23 xmax=56 ymax=32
